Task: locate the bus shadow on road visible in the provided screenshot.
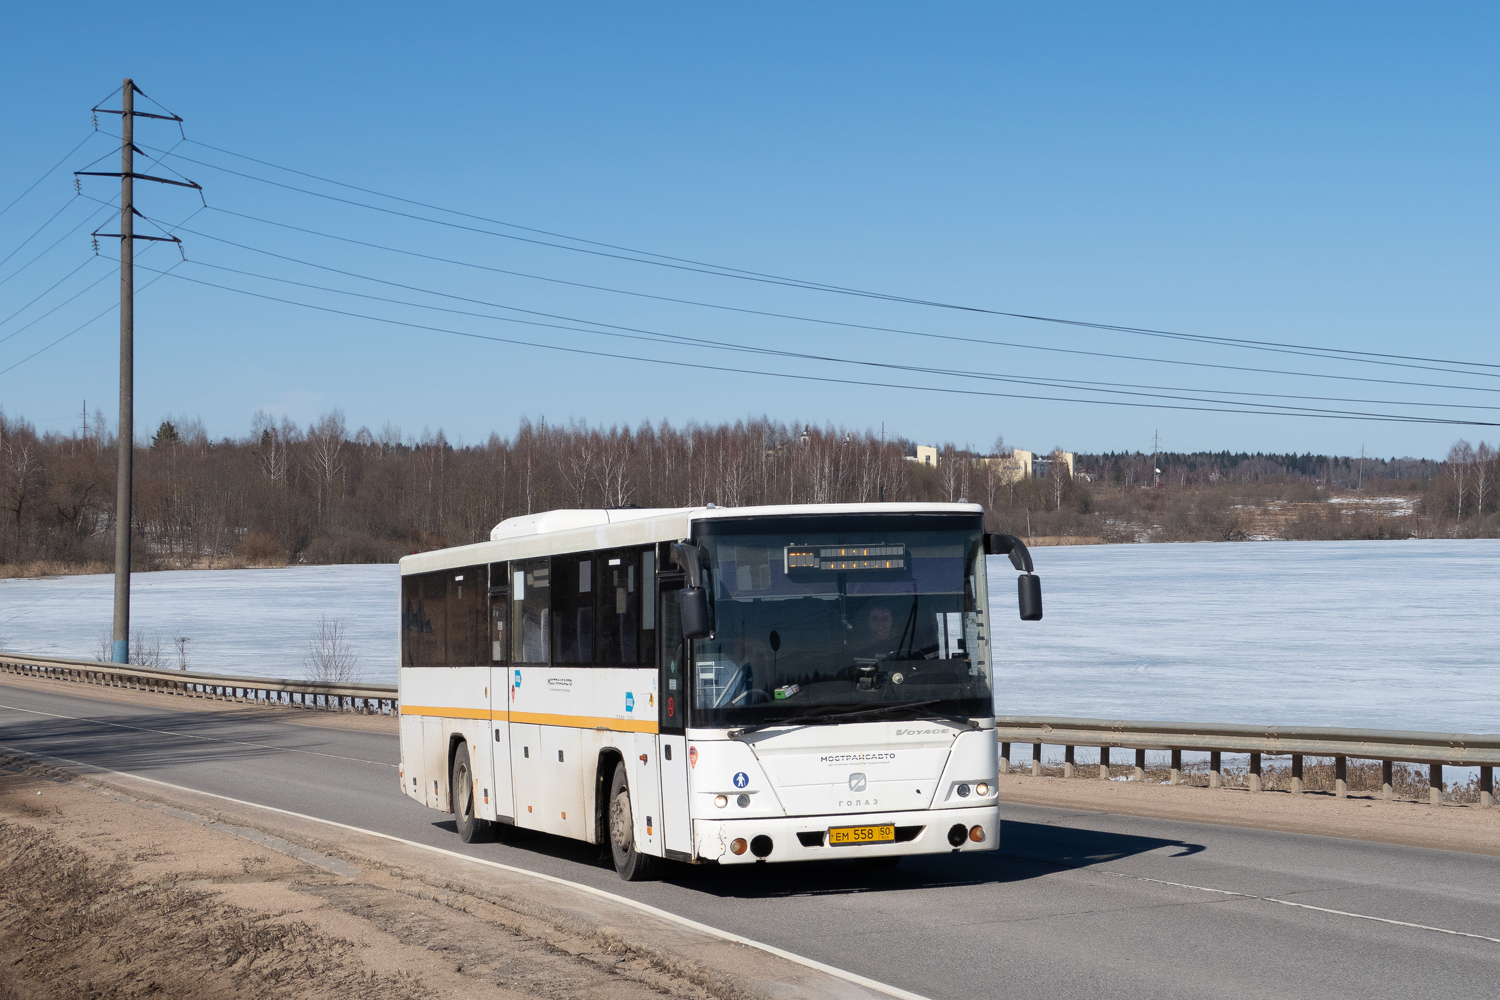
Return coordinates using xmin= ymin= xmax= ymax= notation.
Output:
xmin=671 ymin=820 xmax=1205 ymax=899
xmin=441 ymin=817 xmax=1206 ymax=899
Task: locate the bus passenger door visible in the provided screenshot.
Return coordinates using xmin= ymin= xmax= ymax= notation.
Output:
xmin=657 ymin=579 xmax=692 ymax=857
xmin=488 ymin=580 xmax=516 ymax=822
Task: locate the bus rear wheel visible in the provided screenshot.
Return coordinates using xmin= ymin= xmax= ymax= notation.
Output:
xmin=451 ymin=743 xmax=489 ymax=843
xmin=608 ymin=762 xmax=659 ymax=881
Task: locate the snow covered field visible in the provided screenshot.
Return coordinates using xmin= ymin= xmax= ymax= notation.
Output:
xmin=2 ymin=539 xmax=1497 ymax=732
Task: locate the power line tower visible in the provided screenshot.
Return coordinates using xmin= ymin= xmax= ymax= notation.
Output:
xmin=75 ymin=79 xmax=200 ymax=663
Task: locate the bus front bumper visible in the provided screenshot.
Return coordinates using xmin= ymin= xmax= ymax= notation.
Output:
xmin=693 ymin=805 xmax=999 ymax=864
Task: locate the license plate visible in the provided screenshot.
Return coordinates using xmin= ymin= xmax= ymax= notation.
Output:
xmin=828 ymin=824 xmax=895 ymax=846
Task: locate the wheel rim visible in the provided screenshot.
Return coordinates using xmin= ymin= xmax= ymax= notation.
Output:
xmin=610 ymin=787 xmax=634 ymax=859
xmin=455 ymin=762 xmax=471 ymax=817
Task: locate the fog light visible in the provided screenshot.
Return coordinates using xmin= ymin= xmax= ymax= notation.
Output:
xmin=976 ymin=782 xmax=990 ymax=796
xmin=969 ymin=825 xmax=986 ymax=843
xmin=947 ymin=823 xmax=967 ymax=847
xmin=957 ymin=783 xmax=971 ymax=798
xmin=730 ymin=838 xmax=748 ymax=855
xmin=736 ymin=794 xmax=750 ymax=808
xmin=750 ymin=835 xmax=773 ymax=858
xmin=715 ymin=794 xmax=728 ymax=808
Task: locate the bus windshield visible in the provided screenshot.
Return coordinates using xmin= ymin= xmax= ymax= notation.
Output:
xmin=692 ymin=513 xmax=991 ymax=728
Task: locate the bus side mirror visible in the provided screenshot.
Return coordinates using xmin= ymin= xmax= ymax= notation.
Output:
xmin=680 ymin=587 xmax=713 ymax=639
xmin=1018 ymin=574 xmax=1043 ymax=621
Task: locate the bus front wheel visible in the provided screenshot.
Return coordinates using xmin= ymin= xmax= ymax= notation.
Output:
xmin=608 ymin=762 xmax=659 ymax=881
xmin=451 ymin=743 xmax=489 ymax=843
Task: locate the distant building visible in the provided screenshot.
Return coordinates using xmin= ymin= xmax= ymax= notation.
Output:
xmin=910 ymin=445 xmax=1075 ymax=483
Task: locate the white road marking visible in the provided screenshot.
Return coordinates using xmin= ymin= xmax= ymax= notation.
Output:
xmin=1089 ymin=869 xmax=1500 ymax=946
xmin=0 ymin=741 xmax=934 ymax=1000
xmin=0 ymin=701 xmax=396 ymax=768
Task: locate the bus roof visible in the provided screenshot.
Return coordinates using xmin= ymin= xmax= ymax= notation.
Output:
xmin=398 ymin=502 xmax=984 ymax=575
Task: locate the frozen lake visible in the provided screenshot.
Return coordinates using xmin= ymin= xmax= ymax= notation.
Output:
xmin=1 ymin=539 xmax=1497 ymax=732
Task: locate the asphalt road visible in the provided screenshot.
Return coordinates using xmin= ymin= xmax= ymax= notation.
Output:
xmin=3 ymin=679 xmax=1498 ymax=1000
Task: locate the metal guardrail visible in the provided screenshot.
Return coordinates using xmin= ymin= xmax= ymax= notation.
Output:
xmin=0 ymin=651 xmax=399 ymax=714
xmin=996 ymin=716 xmax=1497 ymax=807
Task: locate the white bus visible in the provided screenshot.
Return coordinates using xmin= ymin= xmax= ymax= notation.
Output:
xmin=397 ymin=502 xmax=1042 ymax=880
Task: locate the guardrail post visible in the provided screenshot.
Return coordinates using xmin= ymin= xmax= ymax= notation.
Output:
xmin=1209 ymin=751 xmax=1221 ymax=788
xmin=1248 ymin=752 xmax=1262 ymax=793
xmin=1000 ymin=742 xmax=1011 ymax=774
xmin=1291 ymin=755 xmax=1303 ymax=794
xmin=1335 ymin=756 xmax=1348 ymax=798
xmin=1134 ymin=748 xmax=1146 ymax=782
xmin=1170 ymin=748 xmax=1181 ymax=786
xmin=1031 ymin=743 xmax=1042 ymax=777
xmin=1063 ymin=745 xmax=1075 ymax=779
xmin=1098 ymin=746 xmax=1110 ymax=780
xmin=1429 ymin=764 xmax=1444 ymax=806
xmin=1381 ymin=760 xmax=1393 ymax=801
xmin=1481 ymin=767 xmax=1493 ymax=809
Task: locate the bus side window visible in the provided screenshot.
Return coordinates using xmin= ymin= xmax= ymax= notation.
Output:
xmin=511 ymin=559 xmax=550 ymax=664
xmin=597 ymin=548 xmax=653 ymax=666
xmin=488 ymin=561 xmax=507 ymax=665
xmin=659 ymin=580 xmax=684 ymax=731
xmin=445 ymin=564 xmax=487 ymax=666
xmin=552 ymin=555 xmax=595 ymax=664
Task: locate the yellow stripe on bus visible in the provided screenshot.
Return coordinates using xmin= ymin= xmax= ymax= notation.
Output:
xmin=400 ymin=705 xmax=658 ymax=734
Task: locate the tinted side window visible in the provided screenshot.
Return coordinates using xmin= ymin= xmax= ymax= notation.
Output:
xmin=510 ymin=559 xmax=550 ymax=664
xmin=445 ymin=565 xmax=487 ymax=666
xmin=659 ymin=580 xmax=684 ymax=730
xmin=489 ymin=561 xmax=507 ymax=666
xmin=598 ymin=548 xmax=653 ymax=666
xmin=401 ymin=571 xmax=442 ymax=667
xmin=552 ymin=554 xmax=595 ymax=665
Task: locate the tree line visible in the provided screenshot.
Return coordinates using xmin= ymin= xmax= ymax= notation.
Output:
xmin=1 ymin=407 xmax=1495 ymax=573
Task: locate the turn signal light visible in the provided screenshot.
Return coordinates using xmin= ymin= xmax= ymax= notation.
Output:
xmin=969 ymin=825 xmax=986 ymax=843
xmin=730 ymin=838 xmax=748 ymax=855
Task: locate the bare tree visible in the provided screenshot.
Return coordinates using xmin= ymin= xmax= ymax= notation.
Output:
xmin=303 ymin=614 xmax=360 ymax=682
xmin=1447 ymin=440 xmax=1473 ymax=521
xmin=1474 ymin=442 xmax=1493 ymax=518
xmin=305 ymin=411 xmax=348 ymax=519
xmin=1047 ymin=449 xmax=1071 ymax=512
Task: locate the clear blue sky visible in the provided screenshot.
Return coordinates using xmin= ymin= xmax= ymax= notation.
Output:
xmin=2 ymin=3 xmax=1497 ymax=459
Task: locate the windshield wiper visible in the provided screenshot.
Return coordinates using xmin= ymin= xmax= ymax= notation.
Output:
xmin=728 ymin=699 xmax=978 ymax=738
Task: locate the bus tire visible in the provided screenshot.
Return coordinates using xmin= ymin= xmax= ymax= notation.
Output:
xmin=451 ymin=743 xmax=488 ymax=844
xmin=608 ymin=762 xmax=659 ymax=881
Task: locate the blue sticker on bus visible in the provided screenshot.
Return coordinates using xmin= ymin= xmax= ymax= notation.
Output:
xmin=625 ymin=692 xmax=635 ymax=713
xmin=513 ymin=669 xmax=521 ymax=688
xmin=733 ymin=771 xmax=749 ymax=789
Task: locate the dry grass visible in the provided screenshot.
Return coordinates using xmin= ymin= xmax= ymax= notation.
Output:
xmin=1026 ymin=536 xmax=1108 ymax=546
xmin=0 ymin=560 xmax=112 ymax=579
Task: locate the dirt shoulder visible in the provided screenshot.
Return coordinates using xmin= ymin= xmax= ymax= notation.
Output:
xmin=0 ymin=754 xmax=882 ymax=1000
xmin=995 ymin=771 xmax=1500 ymax=856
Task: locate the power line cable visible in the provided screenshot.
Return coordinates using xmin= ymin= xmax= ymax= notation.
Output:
xmin=152 ymin=209 xmax=1500 ymax=400
xmin=148 ymin=136 xmax=1500 ymax=375
xmin=0 ymin=199 xmax=118 ymax=290
xmin=172 ymin=255 xmax=1500 ymax=422
xmin=0 ymin=132 xmax=98 ymax=218
xmin=0 ymin=262 xmax=116 ymax=348
xmin=0 ymin=256 xmax=101 ymax=328
xmin=122 ymin=257 xmax=1497 ymax=427
xmin=0 ymin=253 xmax=179 ymax=378
xmin=0 ymin=196 xmax=84 ymax=270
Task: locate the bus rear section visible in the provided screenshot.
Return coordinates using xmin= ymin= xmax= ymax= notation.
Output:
xmin=395 ymin=503 xmax=1041 ymax=878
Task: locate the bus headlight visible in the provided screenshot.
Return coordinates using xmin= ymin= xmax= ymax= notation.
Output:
xmin=736 ymin=794 xmax=751 ymax=808
xmin=976 ymin=782 xmax=990 ymax=796
xmin=957 ymin=783 xmax=971 ymax=798
xmin=715 ymin=795 xmax=728 ymax=808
